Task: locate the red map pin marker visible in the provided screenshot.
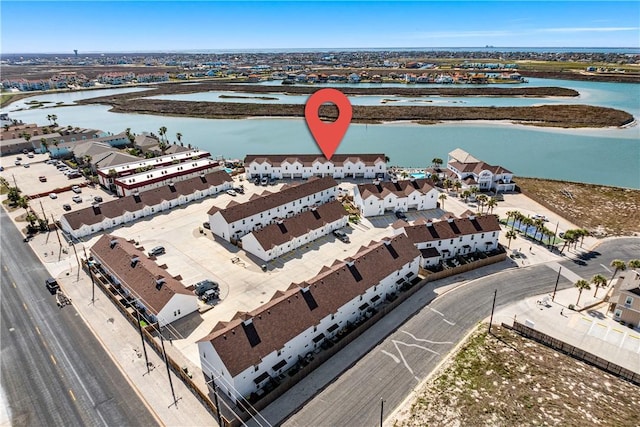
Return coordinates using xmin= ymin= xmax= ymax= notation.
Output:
xmin=305 ymin=88 xmax=352 ymax=160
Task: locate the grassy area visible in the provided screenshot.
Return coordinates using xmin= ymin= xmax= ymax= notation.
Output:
xmin=517 ymin=177 xmax=640 ymax=237
xmin=393 ymin=325 xmax=640 ymax=426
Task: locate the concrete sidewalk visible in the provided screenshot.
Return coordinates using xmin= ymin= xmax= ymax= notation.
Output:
xmin=493 ymin=286 xmax=640 ymax=374
xmin=29 ymin=232 xmax=217 ymax=427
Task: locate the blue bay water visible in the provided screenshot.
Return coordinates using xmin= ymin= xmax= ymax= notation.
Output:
xmin=6 ymin=80 xmax=640 ymax=188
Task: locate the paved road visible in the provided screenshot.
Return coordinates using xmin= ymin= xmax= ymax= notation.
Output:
xmin=283 ymin=238 xmax=639 ymax=427
xmin=0 ymin=210 xmax=158 ymax=426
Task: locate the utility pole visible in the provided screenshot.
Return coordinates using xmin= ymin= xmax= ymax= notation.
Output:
xmin=82 ymin=246 xmax=96 ymax=304
xmin=380 ymin=398 xmax=384 ymax=427
xmin=552 ymin=267 xmax=562 ymax=302
xmin=552 ymin=221 xmax=560 ymax=249
xmin=70 ymin=242 xmax=80 ymax=280
xmin=38 ymin=199 xmax=48 ymax=229
xmin=160 ymin=333 xmax=179 ymax=408
xmin=50 ymin=213 xmax=62 ymax=249
xmin=135 ymin=309 xmax=150 ymax=375
xmin=489 ymin=289 xmax=497 ymax=334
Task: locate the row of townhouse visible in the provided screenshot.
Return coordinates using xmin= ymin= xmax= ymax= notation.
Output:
xmin=0 ymin=128 xmax=107 ymax=156
xmin=353 ymin=178 xmax=439 ymax=217
xmin=241 ymin=200 xmax=348 ymax=262
xmin=244 ymin=154 xmax=387 ymax=180
xmin=610 ymin=269 xmax=640 ymax=328
xmin=207 ymin=176 xmax=339 ymax=242
xmin=446 ymin=148 xmax=515 ymax=193
xmin=197 ymin=233 xmax=421 ymax=403
xmin=91 ymin=235 xmax=199 ymax=326
xmin=111 ymin=158 xmax=222 ymax=197
xmin=60 ymin=170 xmax=233 ymax=239
xmin=97 ymin=72 xmax=136 ymax=85
xmin=393 ymin=213 xmax=502 ymax=267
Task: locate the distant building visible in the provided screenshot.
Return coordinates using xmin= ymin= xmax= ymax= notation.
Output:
xmin=446 ymin=148 xmax=515 ymax=193
xmin=197 ymin=233 xmax=421 ymax=403
xmin=244 ymin=154 xmax=387 ymax=180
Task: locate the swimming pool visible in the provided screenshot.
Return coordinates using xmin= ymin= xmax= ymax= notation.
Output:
xmin=410 ymin=173 xmax=426 ymax=179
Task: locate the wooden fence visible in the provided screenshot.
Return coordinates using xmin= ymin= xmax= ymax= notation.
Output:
xmin=504 ymin=321 xmax=640 ymax=386
xmin=419 ymin=249 xmax=507 ymax=282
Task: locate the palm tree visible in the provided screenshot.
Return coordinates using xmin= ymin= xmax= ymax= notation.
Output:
xmin=40 ymin=138 xmax=48 ymax=153
xmin=533 ymin=218 xmax=545 ymax=241
xmin=159 ymin=126 xmax=167 ymax=143
xmin=609 ymin=259 xmax=627 ymax=282
xmin=574 ymin=279 xmax=591 ymax=306
xmin=46 ymin=114 xmax=52 ymax=125
xmin=16 ymin=196 xmax=29 ymax=213
xmin=520 ymin=217 xmax=534 ymax=238
xmin=591 ymin=274 xmax=608 ymax=298
xmin=486 ymin=197 xmax=497 ymax=214
xmin=505 ymin=230 xmax=517 ymax=249
xmin=476 ymin=194 xmax=488 ymax=214
xmin=431 ymin=158 xmax=443 ymax=168
xmin=453 ymin=181 xmax=462 ymax=194
xmin=443 ymin=179 xmax=452 ymax=192
xmin=438 ymin=193 xmax=447 ymax=209
xmin=384 ymin=155 xmax=390 ymax=163
xmin=461 ymin=190 xmax=471 ymax=203
xmin=50 ymin=114 xmax=58 ymax=126
xmin=628 ymin=259 xmax=640 ymax=269
xmin=176 ymin=132 xmax=183 ymax=146
xmin=7 ymin=186 xmax=22 ymax=204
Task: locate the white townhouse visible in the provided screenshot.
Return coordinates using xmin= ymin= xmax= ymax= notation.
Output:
xmin=244 ymin=154 xmax=387 ymax=180
xmin=197 ymin=234 xmax=420 ymax=403
xmin=60 ymin=170 xmax=232 ymax=239
xmin=353 ymin=178 xmax=438 ymax=218
xmin=207 ymin=176 xmax=338 ymax=242
xmin=91 ymin=235 xmax=198 ymax=326
xmin=241 ymin=200 xmax=348 ymax=262
xmin=393 ymin=213 xmax=501 ymax=267
xmin=446 ymin=148 xmax=515 ymax=193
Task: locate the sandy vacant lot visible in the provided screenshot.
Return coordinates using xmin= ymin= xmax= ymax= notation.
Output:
xmin=392 ymin=325 xmax=640 ymax=427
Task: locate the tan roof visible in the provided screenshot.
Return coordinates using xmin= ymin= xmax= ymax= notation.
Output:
xmin=449 ymin=161 xmax=512 ymax=176
xmin=62 ymin=170 xmax=232 ymax=230
xmin=248 ymin=200 xmax=347 ymax=250
xmin=357 ymin=179 xmax=434 ymax=200
xmin=403 ymin=214 xmax=501 ymax=243
xmin=207 ymin=176 xmax=337 ymax=222
xmin=90 ymin=235 xmax=193 ymax=316
xmin=244 ymin=153 xmax=386 ymax=167
xmin=199 ymin=233 xmax=420 ymax=376
xmin=448 ymin=148 xmax=480 ymax=164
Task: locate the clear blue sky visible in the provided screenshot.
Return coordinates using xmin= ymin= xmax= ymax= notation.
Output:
xmin=2 ymin=1 xmax=638 ymax=53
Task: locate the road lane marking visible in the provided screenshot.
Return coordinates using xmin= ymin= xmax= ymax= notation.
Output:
xmin=401 ymin=331 xmax=453 ymax=345
xmin=442 ymin=318 xmax=456 ymax=326
xmin=381 ymin=350 xmax=400 ymax=363
xmin=12 ymin=282 xmax=16 ymax=288
xmin=22 ymin=303 xmax=28 ymax=311
xmin=50 ymin=354 xmax=57 ymax=365
xmin=3 ymin=265 xmax=7 ymax=272
xmin=68 ymin=389 xmax=76 ymax=401
xmin=35 ymin=326 xmax=41 ymax=335
xmin=429 ymin=307 xmax=444 ymax=316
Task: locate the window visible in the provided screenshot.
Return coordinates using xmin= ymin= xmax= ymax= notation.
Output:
xmin=254 ymin=365 xmax=259 ymax=372
xmin=471 ymin=235 xmax=474 ymax=240
xmin=614 ymin=309 xmax=622 ymax=318
xmin=481 ymin=233 xmax=485 ymax=238
xmin=625 ymin=296 xmax=633 ymax=305
xmin=438 ymin=241 xmax=441 ymax=246
xmin=450 ymin=239 xmax=453 ymax=244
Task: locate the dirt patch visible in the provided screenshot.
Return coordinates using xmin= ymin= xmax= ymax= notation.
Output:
xmin=392 ymin=325 xmax=640 ymax=427
xmin=517 ymin=177 xmax=640 ymax=236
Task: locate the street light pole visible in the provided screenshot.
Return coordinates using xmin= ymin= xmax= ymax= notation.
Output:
xmin=82 ymin=246 xmax=96 ymax=304
xmin=380 ymin=398 xmax=384 ymax=427
xmin=135 ymin=309 xmax=150 ymax=375
xmin=160 ymin=332 xmax=178 ymax=408
xmin=489 ymin=289 xmax=497 ymax=334
xmin=552 ymin=267 xmax=562 ymax=302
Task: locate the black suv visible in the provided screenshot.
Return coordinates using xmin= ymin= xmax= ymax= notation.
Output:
xmin=395 ymin=211 xmax=408 ymax=220
xmin=194 ymin=279 xmax=219 ymax=296
xmin=45 ymin=277 xmax=60 ymax=293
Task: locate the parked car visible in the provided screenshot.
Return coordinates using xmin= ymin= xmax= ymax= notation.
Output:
xmin=333 ymin=229 xmax=350 ymax=243
xmin=39 ymin=176 xmax=47 ymax=182
xmin=202 ymin=221 xmax=211 ymax=229
xmin=63 ymin=204 xmax=71 ymax=211
xmin=16 ymin=156 xmax=22 ymax=161
xmin=14 ymin=160 xmax=21 ymax=166
xmin=226 ymin=189 xmax=237 ymax=196
xmin=72 ymin=195 xmax=82 ymax=203
xmin=395 ymin=211 xmax=408 ymax=220
xmin=533 ymin=214 xmax=548 ymax=222
xmin=23 ymin=164 xmax=30 ymax=168
xmin=149 ymin=246 xmax=165 ymax=256
xmin=45 ymin=277 xmax=60 ymax=292
xmin=71 ymin=185 xmax=81 ymax=193
xmin=253 ymin=178 xmax=260 ymax=185
xmin=233 ymin=186 xmax=245 ymax=194
xmin=194 ymin=279 xmax=219 ymax=296
xmin=27 ymin=153 xmax=34 ymax=158
xmin=261 ymin=177 xmax=269 ymax=186
xmin=49 ymin=193 xmax=57 ymax=199
xmin=200 ymin=288 xmax=220 ymax=303
xmin=269 ymin=177 xmax=277 ymax=185
xmin=93 ymin=196 xmax=103 ymax=202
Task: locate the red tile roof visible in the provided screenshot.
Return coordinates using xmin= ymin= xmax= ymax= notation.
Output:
xmin=248 ymin=200 xmax=347 ymax=250
xmin=90 ymin=235 xmax=193 ymax=316
xmin=199 ymin=233 xmax=420 ymax=376
xmin=62 ymin=170 xmax=232 ymax=230
xmin=207 ymin=176 xmax=337 ymax=222
xmin=402 ymin=214 xmax=501 ymax=243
